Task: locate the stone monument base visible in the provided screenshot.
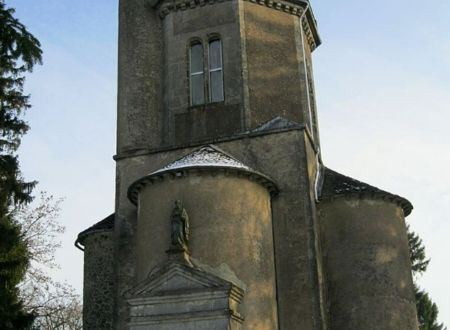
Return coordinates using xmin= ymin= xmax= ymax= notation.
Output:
xmin=126 ymin=261 xmax=244 ymax=330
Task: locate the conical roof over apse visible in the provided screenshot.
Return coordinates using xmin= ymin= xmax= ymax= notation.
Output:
xmin=153 ymin=145 xmax=252 ymax=173
xmin=127 ymin=145 xmax=278 ymax=204
xmin=75 ymin=213 xmax=115 ymax=250
xmin=318 ymin=167 xmax=413 ymax=216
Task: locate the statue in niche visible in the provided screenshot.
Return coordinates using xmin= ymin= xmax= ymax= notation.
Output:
xmin=170 ymin=200 xmax=190 ymax=252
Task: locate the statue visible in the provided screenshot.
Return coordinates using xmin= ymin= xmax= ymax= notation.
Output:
xmin=169 ymin=200 xmax=190 ymax=253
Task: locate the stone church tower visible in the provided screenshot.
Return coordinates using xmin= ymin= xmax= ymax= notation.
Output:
xmin=75 ymin=0 xmax=419 ymax=329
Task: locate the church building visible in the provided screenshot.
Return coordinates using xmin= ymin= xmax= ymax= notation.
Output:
xmin=75 ymin=0 xmax=419 ymax=329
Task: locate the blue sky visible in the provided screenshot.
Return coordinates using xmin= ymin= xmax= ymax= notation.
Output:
xmin=9 ymin=0 xmax=450 ymax=325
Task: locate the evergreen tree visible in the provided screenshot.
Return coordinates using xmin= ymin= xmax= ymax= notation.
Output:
xmin=0 ymin=0 xmax=42 ymax=155
xmin=0 ymin=1 xmax=42 ymax=328
xmin=415 ymin=285 xmax=446 ymax=330
xmin=0 ymin=215 xmax=33 ymax=329
xmin=407 ymin=226 xmax=446 ymax=330
xmin=408 ymin=225 xmax=430 ymax=276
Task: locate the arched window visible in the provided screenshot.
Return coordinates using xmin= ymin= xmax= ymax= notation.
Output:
xmin=208 ymin=38 xmax=224 ymax=103
xmin=189 ymin=42 xmax=205 ymax=106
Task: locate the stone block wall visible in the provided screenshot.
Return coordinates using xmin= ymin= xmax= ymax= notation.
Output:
xmin=83 ymin=231 xmax=115 ymax=329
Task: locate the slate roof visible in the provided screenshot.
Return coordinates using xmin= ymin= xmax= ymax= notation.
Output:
xmin=251 ymin=116 xmax=302 ymax=133
xmin=319 ymin=167 xmax=413 ymax=216
xmin=75 ymin=213 xmax=115 ymax=249
xmin=153 ymin=145 xmax=251 ymax=173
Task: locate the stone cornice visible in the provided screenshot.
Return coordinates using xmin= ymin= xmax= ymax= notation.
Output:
xmin=127 ymin=165 xmax=279 ymax=205
xmin=301 ymin=7 xmax=320 ymax=51
xmin=151 ymin=0 xmax=321 ymax=51
xmin=157 ymin=0 xmax=227 ymax=19
xmin=114 ymin=123 xmax=318 ymax=161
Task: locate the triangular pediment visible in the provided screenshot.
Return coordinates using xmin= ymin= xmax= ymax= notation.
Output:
xmin=126 ymin=262 xmax=232 ymax=298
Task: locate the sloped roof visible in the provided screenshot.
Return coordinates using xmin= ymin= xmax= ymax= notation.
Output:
xmin=251 ymin=116 xmax=302 ymax=133
xmin=75 ymin=213 xmax=115 ymax=250
xmin=128 ymin=145 xmax=278 ymax=204
xmin=153 ymin=145 xmax=251 ymax=173
xmin=319 ymin=167 xmax=413 ymax=216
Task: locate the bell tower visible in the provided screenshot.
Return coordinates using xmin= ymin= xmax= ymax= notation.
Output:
xmin=117 ymin=0 xmax=321 ymax=151
xmin=77 ymin=0 xmax=419 ymax=329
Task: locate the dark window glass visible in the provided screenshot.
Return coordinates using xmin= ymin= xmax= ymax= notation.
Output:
xmin=190 ymin=43 xmax=203 ymax=74
xmin=190 ymin=42 xmax=204 ymax=105
xmin=208 ymin=39 xmax=224 ymax=102
xmin=191 ymin=74 xmax=204 ymax=106
xmin=210 ymin=71 xmax=223 ymax=102
xmin=209 ymin=39 xmax=222 ymax=70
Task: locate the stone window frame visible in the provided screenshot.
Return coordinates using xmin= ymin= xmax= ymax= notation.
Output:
xmin=187 ymin=34 xmax=225 ymax=107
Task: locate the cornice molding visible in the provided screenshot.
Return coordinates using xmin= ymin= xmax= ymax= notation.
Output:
xmin=158 ymin=0 xmax=230 ymax=19
xmin=127 ymin=165 xmax=279 ymax=205
xmin=114 ymin=123 xmax=312 ymax=161
xmin=154 ymin=0 xmax=320 ymax=51
xmin=301 ymin=10 xmax=318 ymax=51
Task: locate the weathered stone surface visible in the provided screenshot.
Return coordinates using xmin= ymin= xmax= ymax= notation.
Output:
xmin=82 ymin=231 xmax=115 ymax=329
xmin=117 ymin=0 xmax=164 ymax=152
xmin=134 ymin=167 xmax=278 ymax=329
xmin=318 ymin=198 xmax=418 ymax=330
xmin=244 ymin=3 xmax=304 ymax=128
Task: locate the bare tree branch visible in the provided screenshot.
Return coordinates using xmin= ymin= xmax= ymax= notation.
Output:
xmin=12 ymin=192 xmax=82 ymax=329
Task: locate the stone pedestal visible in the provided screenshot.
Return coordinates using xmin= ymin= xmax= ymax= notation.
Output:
xmin=126 ymin=261 xmax=244 ymax=330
